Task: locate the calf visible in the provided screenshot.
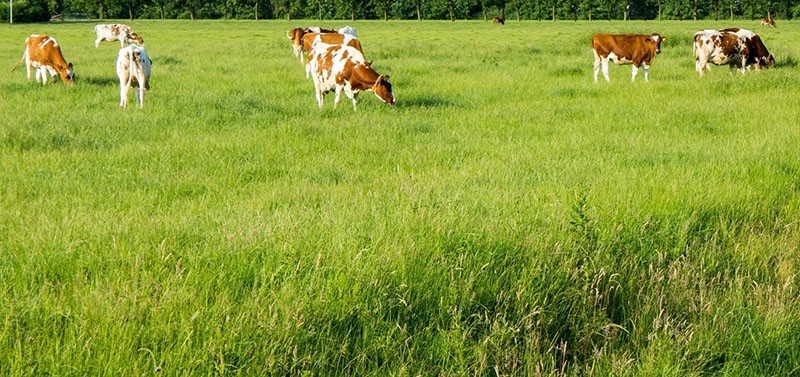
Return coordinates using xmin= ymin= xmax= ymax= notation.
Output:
xmin=492 ymin=16 xmax=505 ymax=25
xmin=14 ymin=35 xmax=74 ymax=85
xmin=759 ymin=18 xmax=776 ymax=27
xmin=591 ymin=33 xmax=666 ymax=83
xmin=116 ymin=45 xmax=151 ymax=108
xmin=95 ymin=24 xmax=144 ymax=47
xmin=308 ymin=42 xmax=395 ymax=110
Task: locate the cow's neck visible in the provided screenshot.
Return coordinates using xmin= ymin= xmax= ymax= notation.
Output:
xmin=352 ymin=64 xmax=379 ymax=91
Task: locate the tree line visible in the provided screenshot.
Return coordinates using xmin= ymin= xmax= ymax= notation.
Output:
xmin=3 ymin=0 xmax=798 ymax=24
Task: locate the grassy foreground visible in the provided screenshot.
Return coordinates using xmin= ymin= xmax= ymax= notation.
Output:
xmin=1 ymin=19 xmax=799 ymax=376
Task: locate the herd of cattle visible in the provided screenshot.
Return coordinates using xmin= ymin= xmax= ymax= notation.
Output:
xmin=11 ymin=23 xmax=151 ymax=108
xmin=592 ymin=23 xmax=776 ymax=82
xmin=10 ymin=20 xmax=781 ymax=109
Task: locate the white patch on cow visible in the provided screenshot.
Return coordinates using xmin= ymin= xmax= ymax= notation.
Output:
xmin=607 ymin=52 xmax=632 ymax=65
xmin=338 ymin=26 xmax=357 ymax=37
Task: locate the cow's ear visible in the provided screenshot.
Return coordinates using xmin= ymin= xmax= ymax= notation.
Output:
xmin=662 ymin=37 xmax=667 ymax=41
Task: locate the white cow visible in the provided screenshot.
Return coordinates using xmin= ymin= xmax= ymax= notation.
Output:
xmin=95 ymin=24 xmax=144 ymax=48
xmin=116 ymin=45 xmax=151 ymax=108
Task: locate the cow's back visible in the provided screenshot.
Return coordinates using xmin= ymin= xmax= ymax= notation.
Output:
xmin=592 ymin=34 xmax=650 ymax=63
xmin=303 ymin=33 xmax=363 ymax=57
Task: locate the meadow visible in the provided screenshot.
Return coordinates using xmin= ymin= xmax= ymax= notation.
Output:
xmin=1 ymin=19 xmax=799 ymax=376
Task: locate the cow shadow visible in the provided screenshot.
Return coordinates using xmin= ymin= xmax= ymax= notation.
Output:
xmin=80 ymin=76 xmax=118 ymax=87
xmin=396 ymin=95 xmax=456 ymax=109
xmin=775 ymin=55 xmax=798 ymax=69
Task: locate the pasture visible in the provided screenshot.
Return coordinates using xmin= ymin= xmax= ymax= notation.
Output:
xmin=1 ymin=19 xmax=799 ymax=376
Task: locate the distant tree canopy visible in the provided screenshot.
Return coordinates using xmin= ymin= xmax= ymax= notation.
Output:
xmin=2 ymin=0 xmax=798 ymax=22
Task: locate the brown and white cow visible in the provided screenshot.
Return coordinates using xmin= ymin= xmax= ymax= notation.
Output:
xmin=759 ymin=18 xmax=776 ymax=27
xmin=301 ymin=32 xmax=364 ymax=78
xmin=14 ymin=35 xmax=74 ymax=85
xmin=95 ymin=24 xmax=144 ymax=47
xmin=591 ymin=33 xmax=666 ymax=83
xmin=307 ymin=42 xmax=395 ymax=110
xmin=719 ymin=28 xmax=774 ymax=70
xmin=492 ymin=16 xmax=505 ymax=25
xmin=694 ymin=30 xmax=748 ymax=76
xmin=694 ymin=28 xmax=773 ymax=76
xmin=116 ymin=45 xmax=151 ymax=108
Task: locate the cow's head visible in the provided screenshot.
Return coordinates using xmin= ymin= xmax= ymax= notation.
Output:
xmin=60 ymin=62 xmax=75 ymax=85
xmin=130 ymin=32 xmax=144 ymax=45
xmin=759 ymin=54 xmax=775 ymax=69
xmin=372 ymin=75 xmax=395 ymax=105
xmin=646 ymin=33 xmax=666 ymax=54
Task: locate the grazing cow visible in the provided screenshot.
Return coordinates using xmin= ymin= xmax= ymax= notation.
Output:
xmin=591 ymin=33 xmax=666 ymax=83
xmin=719 ymin=28 xmax=774 ymax=70
xmin=95 ymin=24 xmax=144 ymax=47
xmin=694 ymin=28 xmax=773 ymax=76
xmin=13 ymin=35 xmax=74 ymax=85
xmin=492 ymin=16 xmax=505 ymax=25
xmin=694 ymin=30 xmax=747 ymax=76
xmin=301 ymin=32 xmax=364 ymax=78
xmin=116 ymin=45 xmax=151 ymax=108
xmin=759 ymin=18 xmax=776 ymax=27
xmin=307 ymin=42 xmax=395 ymax=110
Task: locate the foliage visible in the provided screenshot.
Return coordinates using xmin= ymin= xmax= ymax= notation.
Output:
xmin=1 ymin=0 xmax=796 ymax=21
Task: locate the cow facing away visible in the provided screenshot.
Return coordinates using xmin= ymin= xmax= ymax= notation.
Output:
xmin=15 ymin=35 xmax=74 ymax=85
xmin=301 ymin=32 xmax=364 ymax=78
xmin=591 ymin=33 xmax=666 ymax=83
xmin=308 ymin=42 xmax=395 ymax=110
xmin=760 ymin=18 xmax=776 ymax=27
xmin=116 ymin=45 xmax=151 ymax=108
xmin=95 ymin=24 xmax=144 ymax=47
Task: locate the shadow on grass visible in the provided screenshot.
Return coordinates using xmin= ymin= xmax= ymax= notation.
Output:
xmin=79 ymin=75 xmax=118 ymax=87
xmin=395 ymin=95 xmax=457 ymax=109
xmin=775 ymin=55 xmax=797 ymax=69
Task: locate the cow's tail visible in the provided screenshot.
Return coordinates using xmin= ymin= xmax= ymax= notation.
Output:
xmin=10 ymin=51 xmax=26 ymax=73
xmin=125 ymin=48 xmax=136 ymax=89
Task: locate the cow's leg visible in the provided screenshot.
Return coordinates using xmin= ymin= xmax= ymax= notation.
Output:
xmin=642 ymin=63 xmax=650 ymax=81
xmin=95 ymin=37 xmax=102 ymax=48
xmin=333 ymin=86 xmax=342 ymax=108
xmin=601 ymin=58 xmax=611 ymax=82
xmin=120 ymin=81 xmax=129 ymax=108
xmin=631 ymin=65 xmax=639 ymax=82
xmin=351 ymin=92 xmax=358 ymax=111
xmin=138 ymin=86 xmax=145 ymax=108
xmin=593 ymin=55 xmax=601 ymax=83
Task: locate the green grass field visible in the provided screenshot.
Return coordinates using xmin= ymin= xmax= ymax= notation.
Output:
xmin=1 ymin=19 xmax=799 ymax=376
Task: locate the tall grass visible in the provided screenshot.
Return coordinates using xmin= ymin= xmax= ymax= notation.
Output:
xmin=1 ymin=19 xmax=799 ymax=375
